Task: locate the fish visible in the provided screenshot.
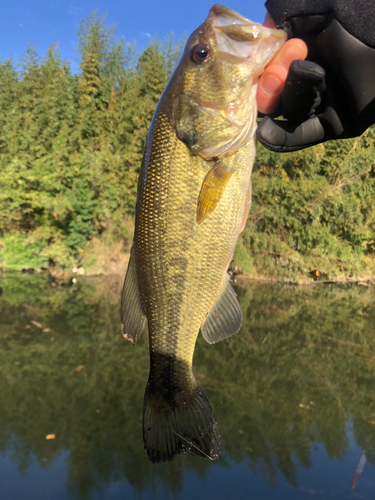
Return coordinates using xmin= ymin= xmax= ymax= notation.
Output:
xmin=121 ymin=4 xmax=286 ymax=463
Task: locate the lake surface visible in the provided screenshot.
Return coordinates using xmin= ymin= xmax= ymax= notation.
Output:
xmin=0 ymin=273 xmax=374 ymax=500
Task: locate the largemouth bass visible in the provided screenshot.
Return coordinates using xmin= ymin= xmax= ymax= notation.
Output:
xmin=121 ymin=4 xmax=286 ymax=463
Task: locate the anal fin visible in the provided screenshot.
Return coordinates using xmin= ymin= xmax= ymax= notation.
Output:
xmin=201 ymin=274 xmax=242 ymax=344
xmin=121 ymin=247 xmax=147 ymax=344
xmin=197 ymin=160 xmax=233 ymax=225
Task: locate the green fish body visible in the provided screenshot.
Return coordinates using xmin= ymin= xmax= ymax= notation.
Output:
xmin=121 ymin=4 xmax=286 ymax=463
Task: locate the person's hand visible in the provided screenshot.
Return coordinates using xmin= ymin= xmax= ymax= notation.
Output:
xmin=256 ymin=7 xmax=375 ymax=152
xmin=257 ymin=15 xmax=307 ymax=115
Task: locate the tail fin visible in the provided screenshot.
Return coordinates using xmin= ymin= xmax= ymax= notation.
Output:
xmin=143 ymin=380 xmax=221 ymax=463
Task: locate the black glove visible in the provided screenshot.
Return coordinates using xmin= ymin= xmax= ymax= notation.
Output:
xmin=257 ymin=3 xmax=375 ymax=152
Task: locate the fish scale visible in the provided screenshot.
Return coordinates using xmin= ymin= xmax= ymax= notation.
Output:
xmin=137 ymin=112 xmax=249 ymax=357
xmin=121 ymin=4 xmax=286 ymax=463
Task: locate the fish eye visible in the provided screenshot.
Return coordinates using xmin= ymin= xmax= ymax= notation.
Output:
xmin=191 ymin=44 xmax=210 ymax=64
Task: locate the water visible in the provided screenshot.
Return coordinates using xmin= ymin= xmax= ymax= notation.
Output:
xmin=0 ymin=273 xmax=374 ymax=499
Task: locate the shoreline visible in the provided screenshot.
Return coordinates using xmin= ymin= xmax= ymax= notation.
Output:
xmin=1 ymin=261 xmax=374 ymax=287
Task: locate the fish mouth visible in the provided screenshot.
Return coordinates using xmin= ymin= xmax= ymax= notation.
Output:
xmin=208 ymin=4 xmax=262 ymax=32
xmin=207 ymin=4 xmax=286 ymax=68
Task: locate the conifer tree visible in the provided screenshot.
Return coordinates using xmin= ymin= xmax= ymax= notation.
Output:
xmin=121 ymin=44 xmax=169 ymax=211
xmin=0 ymin=59 xmax=17 ymax=160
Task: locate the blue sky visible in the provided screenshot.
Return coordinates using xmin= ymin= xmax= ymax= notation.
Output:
xmin=0 ymin=1 xmax=268 ymax=70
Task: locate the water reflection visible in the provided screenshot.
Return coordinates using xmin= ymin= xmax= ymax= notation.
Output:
xmin=0 ymin=274 xmax=374 ymax=499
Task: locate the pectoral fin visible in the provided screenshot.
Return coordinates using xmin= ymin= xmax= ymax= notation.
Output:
xmin=197 ymin=160 xmax=233 ymax=225
xmin=121 ymin=247 xmax=147 ymax=344
xmin=201 ymin=274 xmax=242 ymax=344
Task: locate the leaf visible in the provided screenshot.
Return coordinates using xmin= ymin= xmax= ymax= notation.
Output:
xmin=31 ymin=320 xmax=43 ymax=329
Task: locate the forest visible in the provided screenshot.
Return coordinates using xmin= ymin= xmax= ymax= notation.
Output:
xmin=0 ymin=12 xmax=374 ymax=282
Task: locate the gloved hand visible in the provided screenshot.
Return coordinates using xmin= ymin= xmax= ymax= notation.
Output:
xmin=257 ymin=5 xmax=375 ymax=152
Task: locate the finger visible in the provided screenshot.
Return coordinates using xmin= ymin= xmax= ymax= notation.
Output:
xmin=256 ymin=64 xmax=288 ymax=114
xmin=267 ymin=38 xmax=307 ymax=68
xmin=257 ymin=116 xmax=325 ymax=152
xmin=281 ymin=60 xmax=326 ymax=120
xmin=263 ymin=12 xmax=276 ymax=29
xmin=257 ymin=39 xmax=308 ymax=114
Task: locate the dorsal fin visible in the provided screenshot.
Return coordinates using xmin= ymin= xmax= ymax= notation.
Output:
xmin=201 ymin=274 xmax=242 ymax=344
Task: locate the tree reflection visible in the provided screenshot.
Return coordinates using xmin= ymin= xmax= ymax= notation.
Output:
xmin=0 ymin=274 xmax=374 ymax=498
